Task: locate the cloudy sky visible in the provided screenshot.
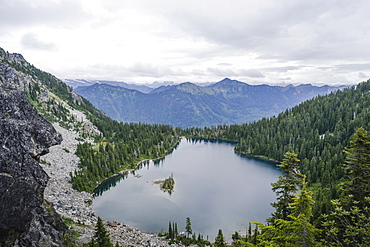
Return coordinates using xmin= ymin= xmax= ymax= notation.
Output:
xmin=1 ymin=0 xmax=370 ymax=85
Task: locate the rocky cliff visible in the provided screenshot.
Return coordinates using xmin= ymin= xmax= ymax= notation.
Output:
xmin=0 ymin=86 xmax=70 ymax=246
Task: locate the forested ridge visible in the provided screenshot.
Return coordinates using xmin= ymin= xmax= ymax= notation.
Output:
xmin=184 ymin=80 xmax=370 ymax=213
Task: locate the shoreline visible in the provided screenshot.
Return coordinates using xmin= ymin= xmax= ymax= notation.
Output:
xmin=235 ymin=150 xmax=281 ymax=164
xmin=94 ymin=140 xmax=180 ymax=192
xmin=41 ymin=123 xmax=182 ymax=246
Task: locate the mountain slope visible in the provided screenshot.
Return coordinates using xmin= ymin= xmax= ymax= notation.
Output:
xmin=75 ymin=78 xmax=345 ymax=127
xmin=0 ymin=47 xmax=180 ymax=246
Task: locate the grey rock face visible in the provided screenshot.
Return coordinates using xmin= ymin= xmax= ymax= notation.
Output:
xmin=0 ymin=87 xmax=66 ymax=246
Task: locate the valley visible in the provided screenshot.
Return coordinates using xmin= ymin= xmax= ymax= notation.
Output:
xmin=1 ymin=46 xmax=370 ymax=246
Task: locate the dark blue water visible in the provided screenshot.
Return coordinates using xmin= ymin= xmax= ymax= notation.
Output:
xmin=93 ymin=138 xmax=281 ymax=240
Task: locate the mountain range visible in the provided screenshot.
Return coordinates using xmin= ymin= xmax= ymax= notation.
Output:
xmin=75 ymin=78 xmax=346 ymax=128
xmin=1 ymin=46 xmax=370 ymax=246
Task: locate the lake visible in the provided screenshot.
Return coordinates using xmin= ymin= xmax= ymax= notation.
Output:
xmin=93 ymin=138 xmax=281 ymax=240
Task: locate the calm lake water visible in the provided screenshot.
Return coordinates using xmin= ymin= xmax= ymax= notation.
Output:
xmin=93 ymin=138 xmax=281 ymax=240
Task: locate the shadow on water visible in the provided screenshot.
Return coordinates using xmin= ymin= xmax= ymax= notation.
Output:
xmin=234 ymin=152 xmax=281 ymax=170
xmin=186 ymin=138 xmax=238 ymax=145
xmin=94 ymin=174 xmax=125 ymax=197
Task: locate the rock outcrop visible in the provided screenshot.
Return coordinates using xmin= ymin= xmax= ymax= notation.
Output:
xmin=0 ymin=86 xmax=69 ymax=246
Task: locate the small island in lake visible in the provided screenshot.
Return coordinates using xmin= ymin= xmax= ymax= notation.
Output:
xmin=154 ymin=174 xmax=175 ymax=194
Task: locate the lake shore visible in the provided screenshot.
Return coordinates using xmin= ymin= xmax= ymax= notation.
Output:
xmin=94 ymin=140 xmax=180 ymax=192
xmin=41 ymin=123 xmax=185 ymax=246
xmin=235 ymin=150 xmax=281 ymax=164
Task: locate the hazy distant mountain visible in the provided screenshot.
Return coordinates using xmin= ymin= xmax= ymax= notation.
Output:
xmin=64 ymin=79 xmax=154 ymax=93
xmin=75 ymin=78 xmax=346 ymax=127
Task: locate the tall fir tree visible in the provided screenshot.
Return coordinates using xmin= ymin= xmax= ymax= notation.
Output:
xmin=90 ymin=217 xmax=113 ymax=247
xmin=214 ymin=229 xmax=227 ymax=247
xmin=269 ymin=151 xmax=303 ymax=222
xmin=341 ymin=127 xmax=370 ymax=206
xmin=322 ymin=127 xmax=370 ymax=246
xmin=256 ymin=176 xmax=321 ymax=246
xmin=185 ymin=217 xmax=192 ymax=237
xmin=168 ymin=221 xmax=173 ymax=239
xmin=174 ymin=222 xmax=178 ymax=239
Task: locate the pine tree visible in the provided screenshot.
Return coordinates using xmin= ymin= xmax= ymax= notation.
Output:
xmin=322 ymin=128 xmax=370 ymax=246
xmin=185 ymin=217 xmax=192 ymax=237
xmin=256 ymin=176 xmax=321 ymax=246
xmin=269 ymin=151 xmax=303 ymax=222
xmin=91 ymin=217 xmax=113 ymax=247
xmin=168 ymin=221 xmax=173 ymax=239
xmin=174 ymin=222 xmax=178 ymax=239
xmin=341 ymin=127 xmax=370 ymax=206
xmin=322 ymin=197 xmax=370 ymax=246
xmin=214 ymin=229 xmax=227 ymax=247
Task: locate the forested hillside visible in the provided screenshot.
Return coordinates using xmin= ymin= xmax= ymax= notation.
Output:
xmin=185 ymin=79 xmax=370 ymax=220
xmin=0 ymin=47 xmax=181 ymax=193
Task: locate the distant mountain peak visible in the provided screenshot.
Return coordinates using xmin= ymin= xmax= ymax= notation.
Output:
xmin=210 ymin=78 xmax=247 ymax=88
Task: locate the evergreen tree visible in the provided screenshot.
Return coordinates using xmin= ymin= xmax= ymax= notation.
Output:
xmin=322 ymin=128 xmax=370 ymax=246
xmin=341 ymin=127 xmax=370 ymax=206
xmin=185 ymin=217 xmax=192 ymax=237
xmin=322 ymin=197 xmax=370 ymax=246
xmin=214 ymin=229 xmax=227 ymax=247
xmin=174 ymin=222 xmax=178 ymax=239
xmin=168 ymin=221 xmax=173 ymax=239
xmin=90 ymin=217 xmax=113 ymax=247
xmin=269 ymin=151 xmax=303 ymax=222
xmin=256 ymin=177 xmax=321 ymax=246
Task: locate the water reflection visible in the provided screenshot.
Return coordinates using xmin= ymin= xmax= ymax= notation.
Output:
xmin=93 ymin=138 xmax=281 ymax=240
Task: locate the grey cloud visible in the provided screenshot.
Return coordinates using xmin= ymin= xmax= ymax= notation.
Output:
xmin=239 ymin=69 xmax=265 ymax=78
xmin=0 ymin=0 xmax=89 ymax=28
xmin=358 ymin=72 xmax=368 ymax=79
xmin=218 ymin=63 xmax=232 ymax=67
xmin=158 ymin=0 xmax=370 ymax=63
xmin=261 ymin=66 xmax=302 ymax=73
xmin=207 ymin=67 xmax=264 ymax=78
xmin=191 ymin=69 xmax=206 ymax=76
xmin=67 ymin=63 xmax=188 ymax=80
xmin=21 ymin=33 xmax=56 ymax=51
xmin=331 ymin=63 xmax=370 ymax=72
xmin=129 ymin=63 xmax=160 ymax=77
xmin=207 ymin=68 xmax=237 ymax=77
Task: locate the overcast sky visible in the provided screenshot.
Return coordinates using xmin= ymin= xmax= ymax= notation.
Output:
xmin=1 ymin=0 xmax=370 ymax=85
